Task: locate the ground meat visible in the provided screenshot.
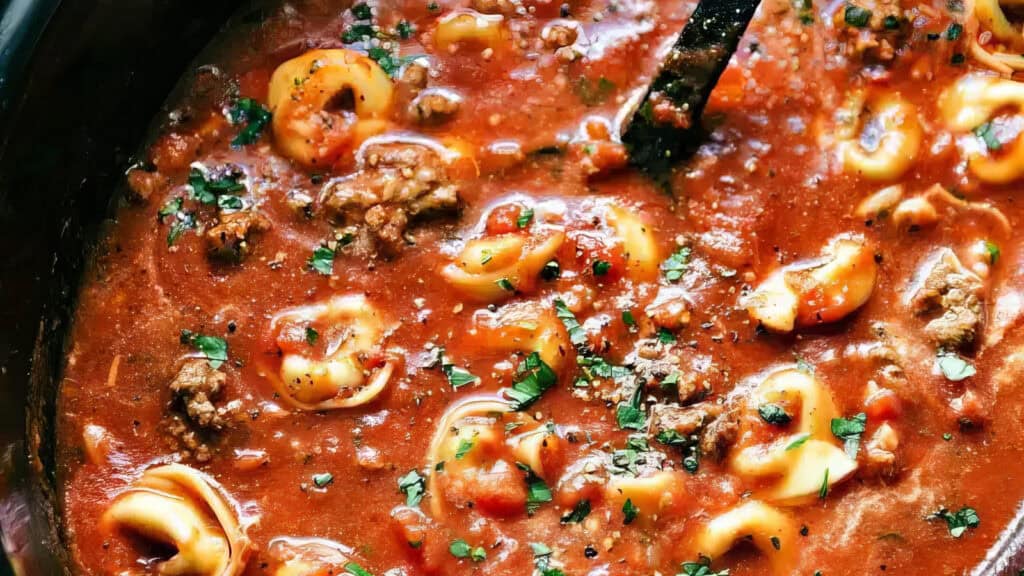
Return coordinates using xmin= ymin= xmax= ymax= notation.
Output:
xmin=169 ymin=359 xmax=227 ymax=430
xmin=627 ymin=340 xmax=719 ymax=403
xmin=320 ymin=141 xmax=460 ymax=254
xmin=126 ymin=167 xmax=169 ymax=202
xmin=164 ymin=415 xmax=213 ymax=462
xmin=409 ymin=88 xmax=462 ymax=124
xmin=205 ymin=210 xmax=272 ymax=260
xmin=649 ymin=402 xmax=723 ymax=437
xmin=836 ymin=0 xmax=904 ymax=61
xmin=400 ymin=60 xmax=430 ymax=91
xmin=906 ymin=248 xmax=984 ymax=348
xmin=699 ymin=412 xmax=739 ymax=461
xmin=646 ymin=291 xmax=691 ymax=331
xmin=862 ymin=423 xmax=899 ymax=481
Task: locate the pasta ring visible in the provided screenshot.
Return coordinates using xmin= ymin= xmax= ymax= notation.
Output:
xmin=102 ymin=464 xmax=253 ymax=576
xmin=939 ymin=73 xmax=1024 ymax=184
xmin=694 ymin=501 xmax=798 ymax=575
xmin=441 ymin=229 xmax=565 ymax=302
xmin=268 ymin=49 xmax=394 ymax=168
xmin=266 ymin=294 xmax=395 ymax=410
xmin=836 ymin=90 xmax=922 ymax=181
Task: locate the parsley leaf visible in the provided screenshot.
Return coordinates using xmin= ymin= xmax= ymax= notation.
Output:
xmin=844 ymin=4 xmax=872 ymax=27
xmin=182 ymin=332 xmax=228 ymax=368
xmin=541 ymin=259 xmax=561 ymax=280
xmin=623 ymin=498 xmax=639 ymax=524
xmin=158 ymin=197 xmax=183 ymax=220
xmin=621 ymin=309 xmax=637 ymax=327
xmin=351 ymin=3 xmax=373 ymax=19
xmin=661 ymin=245 xmax=691 ymax=282
xmin=819 ymin=468 xmax=830 ymax=500
xmin=166 ymin=211 xmax=196 ymax=246
xmin=308 ymin=246 xmax=336 ymax=275
xmin=785 ymin=433 xmax=810 ymax=451
xmin=344 ymin=562 xmax=373 ymax=576
xmin=517 ymin=207 xmax=535 ymax=228
xmin=397 ymin=470 xmax=425 ymax=507
xmin=517 ymin=462 xmax=553 ymax=515
xmin=531 ymin=543 xmax=565 ymax=576
xmin=454 ymin=437 xmax=475 ymax=460
xmin=188 ymin=167 xmax=244 ymax=204
xmin=831 ymin=412 xmax=867 ymax=458
xmin=495 ymin=277 xmax=515 ymax=292
xmin=678 ymin=557 xmax=729 ymax=576
xmin=974 ymin=122 xmax=1002 ymax=151
xmin=506 ymin=352 xmax=557 ymax=410
xmin=937 ymin=352 xmax=976 ymax=381
xmin=616 ymin=386 xmax=646 ymax=430
xmin=305 ymin=327 xmax=319 ymax=346
xmin=396 ymin=20 xmax=415 ymax=38
xmin=758 ymin=403 xmax=792 ymax=425
xmin=946 ymin=22 xmax=963 ymax=40
xmin=592 ymin=260 xmax=612 ymax=276
xmin=930 ymin=506 xmax=980 ymax=538
xmin=656 ymin=327 xmax=676 ymax=344
xmin=312 ymin=472 xmax=333 ymax=488
xmin=228 ymin=98 xmax=272 ymax=147
xmin=554 ymin=298 xmax=589 ymax=349
xmin=985 ymin=240 xmax=1000 ymax=265
xmin=560 ymin=499 xmax=591 ymax=524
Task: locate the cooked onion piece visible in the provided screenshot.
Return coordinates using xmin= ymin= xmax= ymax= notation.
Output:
xmin=604 ymin=205 xmax=660 ymax=282
xmin=730 ymin=369 xmax=858 ymax=504
xmin=836 ymin=90 xmax=921 ymax=181
xmin=940 ymin=74 xmax=1024 ymax=184
xmin=268 ymin=49 xmax=394 ymax=168
xmin=693 ymin=501 xmax=798 ymax=575
xmin=425 ymin=395 xmax=560 ymax=518
xmin=102 ymin=464 xmax=252 ymax=576
xmin=267 ymin=294 xmax=395 ymax=410
xmin=470 ymin=300 xmax=570 ymax=370
xmin=441 ymin=229 xmax=565 ymax=302
xmin=434 ymin=10 xmax=506 ymax=51
xmin=853 ymin=184 xmax=904 ymax=220
xmin=742 ymin=235 xmax=877 ymax=332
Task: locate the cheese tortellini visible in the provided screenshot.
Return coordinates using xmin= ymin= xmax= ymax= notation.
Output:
xmin=267 ymin=294 xmax=395 ymax=410
xmin=730 ymin=369 xmax=858 ymax=504
xmin=694 ymin=501 xmax=798 ymax=575
xmin=836 ymin=90 xmax=921 ymax=181
xmin=102 ymin=464 xmax=252 ymax=576
xmin=268 ymin=49 xmax=394 ymax=168
xmin=604 ymin=470 xmax=684 ymax=516
xmin=742 ymin=234 xmax=877 ymax=333
xmin=441 ymin=227 xmax=565 ymax=302
xmin=425 ymin=395 xmax=561 ymax=517
xmin=940 ymin=74 xmax=1024 ymax=184
xmin=434 ymin=10 xmax=506 ymax=51
xmin=267 ymin=537 xmax=356 ymax=576
xmin=605 ymin=205 xmax=660 ymax=282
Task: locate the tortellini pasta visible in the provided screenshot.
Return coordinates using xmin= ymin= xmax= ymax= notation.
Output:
xmin=267 ymin=536 xmax=355 ymax=576
xmin=604 ymin=470 xmax=684 ymax=516
xmin=939 ymin=74 xmax=1024 ymax=184
xmin=434 ymin=10 xmax=506 ymax=51
xmin=604 ymin=205 xmax=660 ymax=282
xmin=425 ymin=395 xmax=561 ymax=517
xmin=971 ymin=1 xmax=1024 ymax=73
xmin=102 ymin=464 xmax=252 ymax=576
xmin=742 ymin=234 xmax=877 ymax=333
xmin=730 ymin=369 xmax=858 ymax=504
xmin=469 ymin=300 xmax=569 ymax=371
xmin=267 ymin=294 xmax=395 ymax=410
xmin=836 ymin=90 xmax=921 ymax=181
xmin=693 ymin=501 xmax=798 ymax=575
xmin=441 ymin=227 xmax=565 ymax=302
xmin=268 ymin=49 xmax=394 ymax=168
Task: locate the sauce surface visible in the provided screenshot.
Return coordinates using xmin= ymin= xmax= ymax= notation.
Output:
xmin=56 ymin=1 xmax=1024 ymax=575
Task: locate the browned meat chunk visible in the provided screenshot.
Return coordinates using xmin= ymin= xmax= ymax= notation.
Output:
xmin=836 ymin=0 xmax=904 ymax=62
xmin=649 ymin=402 xmax=723 ymax=437
xmin=628 ymin=339 xmax=719 ymax=404
xmin=205 ymin=210 xmax=272 ymax=260
xmin=699 ymin=413 xmax=738 ymax=461
xmin=164 ymin=415 xmax=213 ymax=462
xmin=169 ymin=359 xmax=226 ymax=430
xmin=320 ymin=141 xmax=460 ymax=254
xmin=907 ymin=248 xmax=984 ymax=348
xmin=409 ymin=89 xmax=462 ymax=124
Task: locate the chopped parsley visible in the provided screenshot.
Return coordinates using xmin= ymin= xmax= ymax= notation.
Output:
xmin=616 ymin=386 xmax=646 ymax=431
xmin=312 ymin=472 xmax=334 ymax=488
xmin=844 ymin=4 xmax=872 ymax=28
xmin=819 ymin=468 xmax=830 ymax=500
xmin=342 ymin=23 xmax=376 ymax=43
xmin=785 ymin=433 xmax=810 ymax=451
xmin=351 ymin=2 xmax=373 ymax=19
xmin=831 ymin=412 xmax=867 ymax=458
xmin=437 ymin=348 xmax=480 ymax=389
xmin=188 ymin=167 xmax=244 ymax=204
xmin=592 ymin=259 xmax=612 ymax=276
xmin=621 ymin=309 xmax=637 ymax=327
xmin=506 ymin=352 xmax=557 ymax=410
xmin=623 ymin=498 xmax=639 ymax=525
xmin=985 ymin=240 xmax=1001 ymax=265
xmin=560 ymin=499 xmax=591 ymax=524
xmin=678 ymin=557 xmax=729 ymax=576
xmin=495 ymin=277 xmax=515 ymax=292
xmin=937 ymin=352 xmax=976 ymax=381
xmin=517 ymin=207 xmax=535 ymax=228
xmin=883 ymin=14 xmax=900 ymax=29
xmin=946 ymin=22 xmax=963 ymax=40
xmin=396 ymin=19 xmax=415 ymax=38
xmin=758 ymin=403 xmax=792 ymax=426
xmin=930 ymin=506 xmax=980 ymax=538
xmin=344 ymin=562 xmax=373 ymax=576
xmin=181 ymin=331 xmax=228 ymax=369
xmin=397 ymin=469 xmax=425 ymax=507
xmin=217 ymin=194 xmax=243 ymax=210
xmin=531 ymin=543 xmax=565 ymax=576
xmin=554 ymin=298 xmax=589 ymax=349
xmin=166 ymin=211 xmax=196 ymax=246
xmin=158 ymin=197 xmax=183 ymax=220
xmin=228 ymin=98 xmax=272 ymax=147
xmin=974 ymin=122 xmax=1002 ymax=151
xmin=454 ymin=437 xmax=475 ymax=460
xmin=517 ymin=462 xmax=553 ymax=515
xmin=661 ymin=245 xmax=691 ymax=282
xmin=449 ymin=539 xmax=486 ymax=562
xmin=656 ymin=327 xmax=676 ymax=344
xmin=305 ymin=327 xmax=319 ymax=346
xmin=541 ymin=260 xmax=561 ymax=280
xmin=308 ymin=246 xmax=336 ymax=275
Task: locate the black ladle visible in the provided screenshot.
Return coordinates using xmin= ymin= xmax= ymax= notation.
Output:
xmin=622 ymin=0 xmax=762 ymax=180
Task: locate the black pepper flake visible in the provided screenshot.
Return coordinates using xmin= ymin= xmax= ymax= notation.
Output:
xmin=584 ymin=545 xmax=598 ymax=559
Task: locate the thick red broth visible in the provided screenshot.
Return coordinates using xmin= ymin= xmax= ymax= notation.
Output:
xmin=56 ymin=0 xmax=1024 ymax=575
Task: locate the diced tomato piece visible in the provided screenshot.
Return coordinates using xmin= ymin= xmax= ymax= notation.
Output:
xmin=485 ymin=203 xmax=527 ymax=235
xmin=864 ymin=388 xmax=902 ymax=421
xmin=707 ymin=63 xmax=745 ymax=112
